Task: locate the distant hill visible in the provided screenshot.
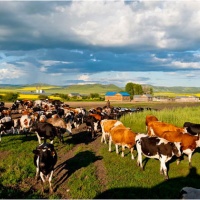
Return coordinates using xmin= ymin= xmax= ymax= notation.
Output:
xmin=1 ymin=83 xmax=200 ymax=95
xmin=151 ymin=86 xmax=200 ymax=93
xmin=63 ymin=84 xmax=122 ymax=95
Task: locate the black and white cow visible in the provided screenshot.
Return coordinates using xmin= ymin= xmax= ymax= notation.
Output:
xmin=33 ymin=143 xmax=57 ymax=193
xmin=31 ymin=121 xmax=63 ymax=144
xmin=135 ymin=133 xmax=181 ymax=180
xmin=183 ymin=122 xmax=200 ymax=136
xmin=83 ymin=115 xmax=99 ymax=139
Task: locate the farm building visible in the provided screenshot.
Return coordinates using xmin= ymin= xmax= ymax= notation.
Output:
xmin=105 ymin=92 xmax=130 ymax=101
xmin=133 ymin=94 xmax=153 ymax=102
xmin=68 ymin=93 xmax=82 ymax=99
xmin=175 ymin=96 xmax=200 ymax=102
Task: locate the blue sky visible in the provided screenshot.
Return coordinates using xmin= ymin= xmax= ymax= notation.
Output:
xmin=1 ymin=0 xmax=200 ymax=87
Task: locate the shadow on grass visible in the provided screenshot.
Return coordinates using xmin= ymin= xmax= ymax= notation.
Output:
xmin=94 ymin=167 xmax=200 ymax=199
xmin=0 ymin=184 xmax=41 ymax=199
xmin=64 ymin=130 xmax=97 ymax=146
xmin=54 ymin=150 xmax=102 ymax=192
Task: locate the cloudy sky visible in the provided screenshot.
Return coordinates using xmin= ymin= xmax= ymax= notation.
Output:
xmin=1 ymin=0 xmax=200 ymax=87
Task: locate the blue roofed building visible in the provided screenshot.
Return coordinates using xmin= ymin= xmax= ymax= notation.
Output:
xmin=105 ymin=91 xmax=130 ymax=101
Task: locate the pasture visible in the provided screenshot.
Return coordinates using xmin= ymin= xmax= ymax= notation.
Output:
xmin=1 ymin=102 xmax=200 ymax=198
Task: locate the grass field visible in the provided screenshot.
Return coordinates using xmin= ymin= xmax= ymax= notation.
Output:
xmin=1 ymin=104 xmax=200 ymax=198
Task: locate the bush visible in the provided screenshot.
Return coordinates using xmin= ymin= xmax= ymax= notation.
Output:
xmin=2 ymin=93 xmax=19 ymax=102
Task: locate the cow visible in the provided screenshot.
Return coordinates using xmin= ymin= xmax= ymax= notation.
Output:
xmin=109 ymin=124 xmax=137 ymax=159
xmin=179 ymin=187 xmax=200 ymax=199
xmin=0 ymin=118 xmax=20 ymax=136
xmin=83 ymin=115 xmax=99 ymax=139
xmin=183 ymin=122 xmax=200 ymax=136
xmin=100 ymin=119 xmax=123 ymax=144
xmin=31 ymin=121 xmax=64 ymax=144
xmin=135 ymin=133 xmax=181 ymax=180
xmin=20 ymin=113 xmax=33 ymax=136
xmin=161 ymin=131 xmax=200 ymax=167
xmin=147 ymin=121 xmax=187 ymax=137
xmin=46 ymin=117 xmax=72 ymax=136
xmin=33 ymin=143 xmax=57 ymax=194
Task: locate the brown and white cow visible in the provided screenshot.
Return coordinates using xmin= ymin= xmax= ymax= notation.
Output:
xmin=109 ymin=124 xmax=137 ymax=160
xmin=135 ymin=133 xmax=181 ymax=180
xmin=100 ymin=119 xmax=123 ymax=144
xmin=161 ymin=131 xmax=200 ymax=166
xmin=147 ymin=121 xmax=187 ymax=137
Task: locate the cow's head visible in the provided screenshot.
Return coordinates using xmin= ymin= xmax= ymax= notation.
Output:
xmin=33 ymin=143 xmax=57 ymax=165
xmin=172 ymin=142 xmax=182 ymax=157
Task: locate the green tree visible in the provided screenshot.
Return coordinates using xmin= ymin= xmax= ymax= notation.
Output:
xmin=3 ymin=92 xmax=19 ymax=102
xmin=90 ymin=93 xmax=100 ymax=99
xmin=125 ymin=82 xmax=134 ymax=96
xmin=125 ymin=82 xmax=143 ymax=97
xmin=59 ymin=94 xmax=70 ymax=101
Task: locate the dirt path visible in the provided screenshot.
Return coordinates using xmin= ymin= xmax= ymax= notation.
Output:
xmin=51 ymin=125 xmax=108 ymax=199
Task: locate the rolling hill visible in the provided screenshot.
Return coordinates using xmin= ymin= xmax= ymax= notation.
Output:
xmin=0 ymin=83 xmax=200 ymax=96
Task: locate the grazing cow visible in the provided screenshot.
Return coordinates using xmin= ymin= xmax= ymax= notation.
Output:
xmin=183 ymin=122 xmax=200 ymax=136
xmin=109 ymin=124 xmax=137 ymax=159
xmin=179 ymin=187 xmax=200 ymax=199
xmin=147 ymin=121 xmax=187 ymax=137
xmin=135 ymin=133 xmax=181 ymax=180
xmin=161 ymin=131 xmax=200 ymax=167
xmin=33 ymin=143 xmax=57 ymax=194
xmin=145 ymin=115 xmax=159 ymax=130
xmin=100 ymin=119 xmax=123 ymax=144
xmin=31 ymin=121 xmax=63 ymax=144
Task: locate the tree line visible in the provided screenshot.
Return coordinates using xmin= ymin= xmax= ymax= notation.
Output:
xmin=125 ymin=82 xmax=153 ymax=99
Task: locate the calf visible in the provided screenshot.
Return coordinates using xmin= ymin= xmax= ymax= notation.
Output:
xmin=135 ymin=133 xmax=181 ymax=180
xmin=100 ymin=119 xmax=123 ymax=144
xmin=33 ymin=143 xmax=57 ymax=194
xmin=109 ymin=124 xmax=137 ymax=160
xmin=31 ymin=121 xmax=63 ymax=144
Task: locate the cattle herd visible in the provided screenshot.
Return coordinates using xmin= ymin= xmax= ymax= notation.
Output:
xmin=0 ymin=99 xmax=200 ymax=198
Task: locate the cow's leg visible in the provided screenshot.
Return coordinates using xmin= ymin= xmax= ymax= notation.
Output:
xmin=183 ymin=149 xmax=193 ymax=168
xmin=35 ymin=132 xmax=42 ymax=144
xmin=40 ymin=172 xmax=46 ymax=193
xmin=160 ymin=157 xmax=168 ymax=180
xmin=48 ymin=170 xmax=54 ymax=193
xmin=108 ymin=136 xmax=112 ymax=152
xmin=136 ymin=142 xmax=143 ymax=169
xmin=35 ymin=157 xmax=40 ymax=181
xmin=188 ymin=152 xmax=192 ymax=168
xmin=115 ymin=144 xmax=119 ymax=154
xmin=121 ymin=145 xmax=124 ymax=157
xmin=130 ymin=147 xmax=134 ymax=160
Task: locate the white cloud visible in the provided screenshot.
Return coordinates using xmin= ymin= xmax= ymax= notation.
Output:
xmin=0 ymin=62 xmax=25 ymax=79
xmin=78 ymin=74 xmax=90 ymax=81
